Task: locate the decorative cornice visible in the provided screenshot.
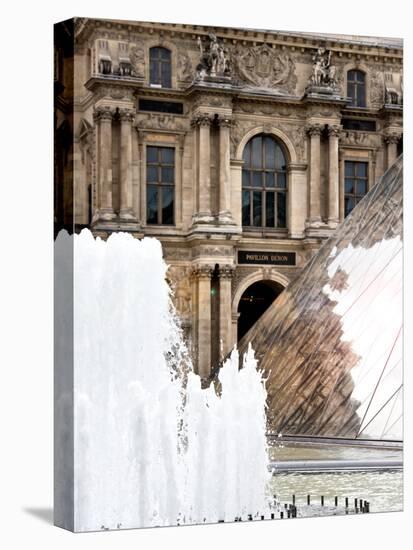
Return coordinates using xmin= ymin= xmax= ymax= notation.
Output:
xmin=191 ymin=113 xmax=212 ymax=128
xmin=327 ymin=124 xmax=342 ymax=137
xmin=218 ymin=265 xmax=235 ymax=279
xmin=383 ymin=132 xmax=402 ymax=145
xmin=306 ymin=123 xmax=323 ymax=136
xmin=93 ymin=105 xmax=114 ymax=122
xmin=119 ymin=108 xmax=135 ymax=123
xmin=216 ymin=114 xmax=232 ymax=128
xmin=192 ymin=265 xmax=214 ymax=279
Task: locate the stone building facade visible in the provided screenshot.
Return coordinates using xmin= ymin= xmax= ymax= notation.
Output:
xmin=54 ymin=18 xmax=403 ymax=380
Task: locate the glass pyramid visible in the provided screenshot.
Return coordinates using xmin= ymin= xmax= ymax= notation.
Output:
xmin=239 ymin=156 xmax=403 ymax=440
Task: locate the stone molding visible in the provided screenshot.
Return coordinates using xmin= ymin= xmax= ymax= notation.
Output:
xmin=119 ymin=108 xmax=135 ymax=123
xmin=190 ymin=113 xmax=212 ymax=128
xmin=218 ymin=265 xmax=236 ymax=279
xmin=93 ymin=105 xmax=114 ymax=122
xmin=306 ymin=123 xmax=323 ymax=137
xmin=327 ymin=124 xmax=342 ymax=137
xmin=383 ymin=132 xmax=401 ymax=145
xmin=192 ymin=265 xmax=214 ymax=279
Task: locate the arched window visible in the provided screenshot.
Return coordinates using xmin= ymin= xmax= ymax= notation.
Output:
xmin=149 ymin=47 xmax=172 ymax=88
xmin=347 ymin=70 xmax=366 ymax=107
xmin=242 ymin=134 xmax=287 ymax=228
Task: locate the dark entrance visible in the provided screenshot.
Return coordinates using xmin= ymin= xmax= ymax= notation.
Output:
xmin=237 ymin=280 xmax=283 ymax=341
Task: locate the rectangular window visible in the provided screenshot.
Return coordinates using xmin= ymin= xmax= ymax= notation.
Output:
xmin=344 ymin=161 xmax=368 ymax=217
xmin=139 ymin=99 xmax=184 ymax=115
xmin=146 ymin=146 xmax=175 ymax=225
xmin=342 ymin=119 xmax=376 ymax=132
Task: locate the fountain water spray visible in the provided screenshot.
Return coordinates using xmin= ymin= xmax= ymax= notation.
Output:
xmin=55 ymin=229 xmax=271 ymax=532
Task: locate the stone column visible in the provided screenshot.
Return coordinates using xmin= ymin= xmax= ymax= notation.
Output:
xmin=192 ymin=114 xmax=213 ymax=224
xmin=306 ymin=123 xmax=323 ymax=226
xmin=287 ymin=163 xmax=307 ymax=238
xmin=119 ymin=108 xmax=137 ymax=221
xmin=217 ymin=115 xmax=234 ymax=224
xmin=327 ymin=124 xmax=341 ymax=227
xmin=193 ymin=265 xmax=213 ymax=380
xmin=384 ymin=133 xmax=400 ymax=170
xmin=93 ymin=106 xmax=115 ymax=221
xmin=218 ymin=265 xmax=235 ymax=359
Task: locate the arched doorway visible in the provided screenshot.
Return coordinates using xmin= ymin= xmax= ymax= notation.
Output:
xmin=237 ymin=280 xmax=284 ymax=341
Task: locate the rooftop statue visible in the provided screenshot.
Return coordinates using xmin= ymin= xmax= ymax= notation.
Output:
xmin=196 ymin=33 xmax=231 ymax=79
xmin=308 ymin=47 xmax=338 ymax=89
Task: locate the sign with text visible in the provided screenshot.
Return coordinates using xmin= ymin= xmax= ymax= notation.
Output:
xmin=238 ymin=250 xmax=296 ymax=266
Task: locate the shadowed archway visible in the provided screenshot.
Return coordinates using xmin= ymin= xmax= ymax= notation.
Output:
xmin=237 ymin=280 xmax=284 ymax=341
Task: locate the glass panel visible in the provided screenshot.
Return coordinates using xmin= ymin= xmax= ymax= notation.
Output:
xmin=253 ymin=191 xmax=262 ymax=226
xmin=147 ymin=146 xmax=158 ymax=163
xmin=242 ymin=170 xmax=250 ymax=188
xmin=345 ymin=178 xmax=354 ymax=194
xmin=345 ymin=196 xmax=355 ymax=216
xmin=277 ymin=192 xmax=286 ymax=228
xmin=266 ymin=192 xmax=275 ymax=227
xmin=356 ymin=162 xmax=367 ymax=177
xmin=147 ymin=166 xmax=158 ymax=183
xmin=347 ymin=84 xmax=355 ymax=102
xmin=356 ymin=71 xmax=365 ymax=83
xmin=161 ymin=147 xmax=175 ymax=164
xmin=147 ymin=185 xmax=158 ymax=224
xmin=161 ymin=62 xmax=171 ymax=87
xmin=265 ymin=172 xmax=275 ymax=188
xmin=149 ymin=60 xmax=158 ymax=84
xmin=264 ymin=137 xmax=275 ymax=169
xmin=348 ymin=70 xmax=356 ymax=81
xmin=162 ymin=186 xmax=174 ymax=225
xmin=275 ymin=145 xmax=285 ymax=170
xmin=345 ymin=162 xmax=354 ymax=177
xmin=277 ymin=172 xmax=286 ymax=189
xmin=357 ymin=180 xmax=367 ymax=195
xmin=357 ymin=85 xmax=366 ymax=107
xmin=252 ymin=171 xmax=263 ymax=188
xmin=242 ymin=190 xmax=250 ymax=226
xmin=252 ymin=136 xmax=263 ymax=169
xmin=161 ymin=48 xmax=171 ymax=61
xmin=242 ymin=142 xmax=251 ymax=166
xmin=161 ymin=166 xmax=174 ymax=183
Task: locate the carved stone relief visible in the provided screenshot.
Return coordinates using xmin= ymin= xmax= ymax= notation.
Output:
xmin=177 ymin=51 xmax=193 ymax=82
xmin=167 ymin=265 xmax=193 ymax=317
xmin=191 ymin=245 xmax=234 ymax=259
xmin=233 ymin=44 xmax=297 ymax=93
xmin=136 ymin=113 xmax=188 ymax=131
xmin=129 ymin=43 xmax=145 ymax=78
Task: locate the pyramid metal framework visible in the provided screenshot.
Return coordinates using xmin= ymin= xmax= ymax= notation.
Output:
xmin=238 ymin=156 xmax=403 ymax=440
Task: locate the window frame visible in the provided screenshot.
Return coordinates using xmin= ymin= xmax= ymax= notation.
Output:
xmin=149 ymin=46 xmax=172 ymax=88
xmin=347 ymin=69 xmax=367 ymax=108
xmin=241 ymin=134 xmax=288 ymax=230
xmin=146 ymin=145 xmax=176 ymax=226
xmin=344 ymin=160 xmax=369 ymax=217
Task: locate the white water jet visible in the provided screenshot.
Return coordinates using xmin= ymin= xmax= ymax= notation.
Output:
xmin=55 ymin=229 xmax=271 ymax=532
